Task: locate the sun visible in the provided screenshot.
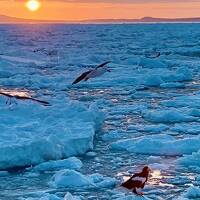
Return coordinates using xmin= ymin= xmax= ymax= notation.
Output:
xmin=26 ymin=0 xmax=41 ymax=12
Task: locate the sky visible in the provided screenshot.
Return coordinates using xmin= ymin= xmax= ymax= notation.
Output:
xmin=0 ymin=0 xmax=200 ymax=20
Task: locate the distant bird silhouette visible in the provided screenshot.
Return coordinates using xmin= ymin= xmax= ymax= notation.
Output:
xmin=121 ymin=166 xmax=151 ymax=195
xmin=145 ymin=52 xmax=161 ymax=59
xmin=72 ymin=61 xmax=111 ymax=85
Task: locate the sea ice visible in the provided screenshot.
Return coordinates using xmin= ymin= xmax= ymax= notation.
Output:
xmin=32 ymin=157 xmax=83 ymax=172
xmin=144 ymin=74 xmax=164 ymax=87
xmin=177 ymin=186 xmax=200 ymax=200
xmin=111 ymin=134 xmax=200 ymax=156
xmin=116 ymin=194 xmax=152 ymax=200
xmin=25 ymin=193 xmax=61 ymax=200
xmin=161 ymin=94 xmax=200 ymax=109
xmin=51 ymin=169 xmax=117 ymax=189
xmin=0 ymin=98 xmax=104 ymax=169
xmin=64 ymin=192 xmax=81 ymax=200
xmin=138 ymin=58 xmax=168 ymax=69
xmin=178 ymin=150 xmax=200 ymax=168
xmin=171 ymin=124 xmax=200 ymax=135
xmin=160 ymin=82 xmax=185 ymax=88
xmin=0 ymin=55 xmax=46 ymax=65
xmin=143 ymin=109 xmax=197 ymax=123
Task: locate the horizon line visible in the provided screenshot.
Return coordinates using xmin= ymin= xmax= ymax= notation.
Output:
xmin=1 ymin=14 xmax=200 ymax=24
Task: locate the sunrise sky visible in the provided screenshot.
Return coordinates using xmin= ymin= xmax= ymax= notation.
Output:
xmin=1 ymin=0 xmax=200 ymax=21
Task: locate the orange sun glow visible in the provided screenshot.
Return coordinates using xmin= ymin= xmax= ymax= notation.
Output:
xmin=26 ymin=0 xmax=41 ymax=12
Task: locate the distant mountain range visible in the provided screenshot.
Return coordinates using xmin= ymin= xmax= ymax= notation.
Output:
xmin=1 ymin=15 xmax=200 ymax=24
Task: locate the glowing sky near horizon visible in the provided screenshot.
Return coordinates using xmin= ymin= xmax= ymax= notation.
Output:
xmin=0 ymin=0 xmax=200 ymax=20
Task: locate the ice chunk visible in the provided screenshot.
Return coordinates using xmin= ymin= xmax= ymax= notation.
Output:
xmin=0 ymin=55 xmax=46 ymax=65
xmin=143 ymin=109 xmax=197 ymax=123
xmin=171 ymin=124 xmax=200 ymax=135
xmin=32 ymin=157 xmax=82 ymax=172
xmin=111 ymin=134 xmax=200 ymax=156
xmin=161 ymin=66 xmax=192 ymax=82
xmin=178 ymin=186 xmax=200 ymax=199
xmin=161 ymin=94 xmax=200 ymax=109
xmin=0 ymin=99 xmax=104 ymax=170
xmin=186 ymin=186 xmax=200 ymax=198
xmin=176 ymin=66 xmax=192 ymax=81
xmin=51 ymin=169 xmax=117 ymax=189
xmin=178 ymin=150 xmax=200 ymax=168
xmin=136 ymin=124 xmax=168 ymax=133
xmin=25 ymin=193 xmax=61 ymax=200
xmin=160 ymin=82 xmax=185 ymax=88
xmin=102 ymin=130 xmax=125 ymax=141
xmin=86 ymin=151 xmax=97 ymax=157
xmin=144 ymin=75 xmax=164 ymax=87
xmin=138 ymin=58 xmax=168 ymax=69
xmin=116 ymin=194 xmax=152 ymax=200
xmin=64 ymin=192 xmax=81 ymax=200
xmin=51 ymin=169 xmax=94 ymax=188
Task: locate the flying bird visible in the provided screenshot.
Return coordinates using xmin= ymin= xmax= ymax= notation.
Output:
xmin=72 ymin=61 xmax=111 ymax=85
xmin=0 ymin=91 xmax=50 ymax=106
xmin=121 ymin=166 xmax=151 ymax=195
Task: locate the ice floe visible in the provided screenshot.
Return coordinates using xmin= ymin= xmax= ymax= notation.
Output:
xmin=0 ymin=98 xmax=104 ymax=169
xmin=178 ymin=150 xmax=200 ymax=168
xmin=171 ymin=123 xmax=200 ymax=135
xmin=161 ymin=93 xmax=200 ymax=109
xmin=25 ymin=193 xmax=61 ymax=200
xmin=0 ymin=55 xmax=46 ymax=65
xmin=177 ymin=186 xmax=200 ymax=200
xmin=111 ymin=134 xmax=200 ymax=156
xmin=32 ymin=157 xmax=82 ymax=172
xmin=116 ymin=194 xmax=152 ymax=200
xmin=64 ymin=192 xmax=81 ymax=200
xmin=138 ymin=58 xmax=168 ymax=69
xmin=142 ymin=109 xmax=198 ymax=123
xmin=51 ymin=169 xmax=117 ymax=189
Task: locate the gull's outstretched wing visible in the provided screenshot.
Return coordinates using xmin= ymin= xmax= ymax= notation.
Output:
xmin=0 ymin=92 xmax=50 ymax=106
xmin=95 ymin=61 xmax=111 ymax=69
xmin=72 ymin=70 xmax=92 ymax=85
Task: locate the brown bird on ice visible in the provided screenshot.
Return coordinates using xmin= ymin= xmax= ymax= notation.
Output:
xmin=72 ymin=61 xmax=111 ymax=85
xmin=121 ymin=166 xmax=151 ymax=195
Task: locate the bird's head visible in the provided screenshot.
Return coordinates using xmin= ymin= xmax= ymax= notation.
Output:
xmin=142 ymin=166 xmax=152 ymax=175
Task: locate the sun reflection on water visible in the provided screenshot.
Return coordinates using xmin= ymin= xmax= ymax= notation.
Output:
xmin=149 ymin=169 xmax=175 ymax=187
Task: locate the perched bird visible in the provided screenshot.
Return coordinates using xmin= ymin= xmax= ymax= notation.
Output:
xmin=72 ymin=61 xmax=111 ymax=85
xmin=121 ymin=166 xmax=151 ymax=195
